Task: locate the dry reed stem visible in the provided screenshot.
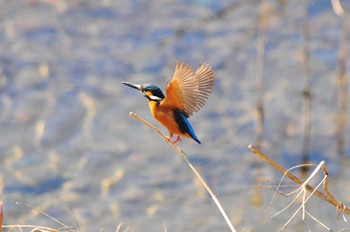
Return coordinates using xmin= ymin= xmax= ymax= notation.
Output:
xmin=270 ymin=161 xmax=333 ymax=230
xmin=0 ymin=175 xmax=3 ymax=232
xmin=301 ymin=0 xmax=311 ymax=166
xmin=280 ymin=175 xmax=331 ymax=231
xmin=272 ymin=161 xmax=326 ymax=214
xmin=2 ymin=225 xmax=71 ymax=231
xmin=162 ymin=221 xmax=168 ymax=232
xmin=115 ymin=222 xmax=129 ymax=232
xmin=15 ymin=202 xmax=74 ymax=231
xmin=331 ymin=0 xmax=345 ymax=17
xmin=129 ymin=112 xmax=237 ymax=232
xmin=268 ymin=163 xmax=315 ymax=211
xmin=331 ymin=0 xmax=348 ymax=156
xmin=248 ymin=144 xmax=350 ymax=215
xmin=304 ymin=210 xmax=333 ymax=231
xmin=0 ymin=203 xmax=2 ymax=232
xmin=2 ymin=201 xmax=75 ymax=232
xmin=254 ymin=0 xmax=269 ymax=149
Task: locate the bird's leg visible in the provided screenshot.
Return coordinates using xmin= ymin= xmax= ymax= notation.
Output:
xmin=173 ymin=136 xmax=182 ymax=144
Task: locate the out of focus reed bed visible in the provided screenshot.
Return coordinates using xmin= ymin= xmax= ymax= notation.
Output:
xmin=1 ymin=0 xmax=349 ymax=231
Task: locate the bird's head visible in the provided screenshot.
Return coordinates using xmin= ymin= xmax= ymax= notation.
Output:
xmin=122 ymin=81 xmax=165 ymax=102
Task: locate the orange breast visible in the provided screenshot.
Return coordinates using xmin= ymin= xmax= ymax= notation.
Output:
xmin=148 ymin=101 xmax=191 ymax=138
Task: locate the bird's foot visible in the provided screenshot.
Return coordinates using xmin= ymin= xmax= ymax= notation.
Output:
xmin=173 ymin=136 xmax=182 ymax=144
xmin=165 ymin=135 xmax=172 ymax=143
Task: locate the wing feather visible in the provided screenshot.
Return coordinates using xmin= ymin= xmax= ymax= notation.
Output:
xmin=161 ymin=63 xmax=214 ymax=117
xmin=194 ymin=64 xmax=214 ymax=113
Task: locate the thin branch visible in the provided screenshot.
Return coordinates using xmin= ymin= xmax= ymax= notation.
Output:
xmin=115 ymin=222 xmax=129 ymax=232
xmin=115 ymin=223 xmax=122 ymax=232
xmin=278 ymin=169 xmax=328 ymax=231
xmin=331 ymin=0 xmax=345 ymax=17
xmin=68 ymin=205 xmax=81 ymax=232
xmin=305 ymin=210 xmax=332 ymax=231
xmin=2 ymin=225 xmax=72 ymax=231
xmin=163 ymin=221 xmax=168 ymax=232
xmin=130 ymin=112 xmax=237 ymax=232
xmin=11 ymin=201 xmax=75 ymax=232
xmin=267 ymin=163 xmax=314 ymax=215
xmin=269 ymin=163 xmax=322 ymax=217
xmin=248 ymin=144 xmax=350 ymax=215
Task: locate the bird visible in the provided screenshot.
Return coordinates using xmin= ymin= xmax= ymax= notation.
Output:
xmin=122 ymin=63 xmax=214 ymax=144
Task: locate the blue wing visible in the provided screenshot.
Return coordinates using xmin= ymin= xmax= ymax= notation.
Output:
xmin=174 ymin=110 xmax=201 ymax=144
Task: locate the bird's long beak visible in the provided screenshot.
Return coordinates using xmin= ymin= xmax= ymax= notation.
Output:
xmin=122 ymin=81 xmax=143 ymax=91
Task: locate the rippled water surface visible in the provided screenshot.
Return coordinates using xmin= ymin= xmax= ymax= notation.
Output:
xmin=1 ymin=0 xmax=350 ymax=231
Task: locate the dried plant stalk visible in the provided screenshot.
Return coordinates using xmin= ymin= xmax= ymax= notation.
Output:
xmin=0 ymin=176 xmax=2 ymax=232
xmin=3 ymin=201 xmax=75 ymax=232
xmin=248 ymin=144 xmax=350 ymax=215
xmin=255 ymin=0 xmax=268 ymax=149
xmin=130 ymin=112 xmax=237 ymax=232
xmin=332 ymin=0 xmax=348 ymax=156
xmin=301 ymin=0 xmax=311 ymax=167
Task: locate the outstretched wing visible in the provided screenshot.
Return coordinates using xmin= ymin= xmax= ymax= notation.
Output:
xmin=194 ymin=63 xmax=214 ymax=115
xmin=161 ymin=63 xmax=199 ymax=116
xmin=161 ymin=63 xmax=214 ymax=117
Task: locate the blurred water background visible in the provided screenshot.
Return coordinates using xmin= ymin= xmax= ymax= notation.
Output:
xmin=0 ymin=0 xmax=350 ymax=231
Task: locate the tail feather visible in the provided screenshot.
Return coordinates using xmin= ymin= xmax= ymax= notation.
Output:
xmin=174 ymin=110 xmax=201 ymax=144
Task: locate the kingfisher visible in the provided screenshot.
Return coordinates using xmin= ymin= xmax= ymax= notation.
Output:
xmin=123 ymin=63 xmax=214 ymax=144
